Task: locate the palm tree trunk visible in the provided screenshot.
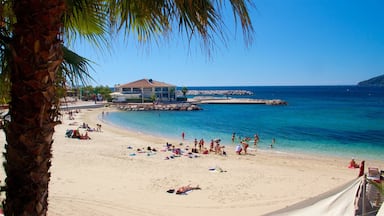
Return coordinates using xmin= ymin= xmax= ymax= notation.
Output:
xmin=3 ymin=1 xmax=65 ymax=215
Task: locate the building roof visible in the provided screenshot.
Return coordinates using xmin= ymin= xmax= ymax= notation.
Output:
xmin=119 ymin=79 xmax=175 ymax=88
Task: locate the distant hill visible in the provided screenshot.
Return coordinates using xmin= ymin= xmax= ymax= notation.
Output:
xmin=357 ymin=74 xmax=384 ymax=87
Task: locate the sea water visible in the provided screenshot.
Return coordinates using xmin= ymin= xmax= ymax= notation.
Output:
xmin=102 ymin=86 xmax=384 ymax=161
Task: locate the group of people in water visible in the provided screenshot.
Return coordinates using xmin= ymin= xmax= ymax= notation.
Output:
xmin=180 ymin=131 xmax=276 ymax=156
xmin=233 ymin=132 xmax=275 ymax=155
xmin=181 ymin=132 xmax=226 ymax=155
xmin=191 ymin=138 xmax=226 ymax=155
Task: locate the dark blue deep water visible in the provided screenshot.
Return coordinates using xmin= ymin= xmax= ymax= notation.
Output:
xmin=103 ymin=86 xmax=384 ymax=160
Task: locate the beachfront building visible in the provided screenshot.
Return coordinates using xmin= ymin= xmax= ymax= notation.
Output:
xmin=113 ymin=78 xmax=176 ymax=102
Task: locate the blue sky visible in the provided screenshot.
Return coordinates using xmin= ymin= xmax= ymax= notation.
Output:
xmin=72 ymin=0 xmax=384 ymax=87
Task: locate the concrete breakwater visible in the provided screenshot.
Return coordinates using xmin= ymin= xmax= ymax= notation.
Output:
xmin=190 ymin=97 xmax=288 ymax=105
xmin=116 ymin=103 xmax=202 ymax=111
xmin=179 ymin=89 xmax=253 ymax=96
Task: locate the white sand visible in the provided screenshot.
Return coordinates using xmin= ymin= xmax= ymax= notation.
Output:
xmin=1 ymin=105 xmax=383 ymax=216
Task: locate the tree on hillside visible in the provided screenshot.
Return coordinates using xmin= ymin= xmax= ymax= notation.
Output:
xmin=0 ymin=1 xmax=254 ymax=215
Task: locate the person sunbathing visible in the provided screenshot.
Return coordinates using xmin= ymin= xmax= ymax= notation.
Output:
xmin=80 ymin=132 xmax=91 ymax=140
xmin=348 ymin=158 xmax=359 ymax=168
xmin=176 ymin=185 xmax=201 ymax=195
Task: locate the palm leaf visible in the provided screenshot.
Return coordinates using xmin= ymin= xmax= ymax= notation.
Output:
xmin=61 ymin=45 xmax=95 ymax=87
xmin=107 ymin=0 xmax=254 ymax=48
xmin=63 ymin=0 xmax=110 ymax=49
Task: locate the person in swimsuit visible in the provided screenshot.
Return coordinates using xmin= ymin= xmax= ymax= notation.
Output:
xmin=176 ymin=185 xmax=201 ymax=195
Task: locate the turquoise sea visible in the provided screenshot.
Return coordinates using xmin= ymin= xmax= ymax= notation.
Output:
xmin=103 ymin=86 xmax=384 ymax=161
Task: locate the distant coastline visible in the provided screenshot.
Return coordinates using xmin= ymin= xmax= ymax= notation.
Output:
xmin=357 ymin=74 xmax=384 ymax=87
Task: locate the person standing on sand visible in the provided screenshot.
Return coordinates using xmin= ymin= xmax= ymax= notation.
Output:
xmin=210 ymin=139 xmax=214 ymax=152
xmin=199 ymin=138 xmax=204 ymax=152
xmin=358 ymin=161 xmax=365 ymax=177
xmin=193 ymin=138 xmax=198 ymax=153
xmin=241 ymin=141 xmax=249 ymax=154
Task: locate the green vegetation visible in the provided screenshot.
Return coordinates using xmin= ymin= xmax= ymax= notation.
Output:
xmin=77 ymin=85 xmax=112 ymax=101
xmin=181 ymin=86 xmax=188 ymax=97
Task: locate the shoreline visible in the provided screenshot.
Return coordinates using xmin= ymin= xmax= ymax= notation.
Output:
xmin=100 ymin=108 xmax=383 ymax=164
xmin=100 ymin=105 xmax=384 ymax=163
xmin=1 ymin=105 xmax=383 ymax=215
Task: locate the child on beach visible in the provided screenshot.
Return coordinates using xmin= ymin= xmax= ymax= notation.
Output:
xmin=235 ymin=144 xmax=242 ymax=155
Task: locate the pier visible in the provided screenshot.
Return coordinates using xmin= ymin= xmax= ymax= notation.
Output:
xmin=180 ymin=89 xmax=253 ymax=96
xmin=189 ymin=97 xmax=287 ymax=105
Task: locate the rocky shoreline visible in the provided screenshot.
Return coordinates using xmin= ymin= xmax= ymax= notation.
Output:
xmin=114 ymin=97 xmax=287 ymax=112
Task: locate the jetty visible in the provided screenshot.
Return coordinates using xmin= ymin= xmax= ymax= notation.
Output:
xmin=181 ymin=89 xmax=253 ymax=96
xmin=189 ymin=97 xmax=287 ymax=105
xmin=114 ymin=97 xmax=287 ymax=112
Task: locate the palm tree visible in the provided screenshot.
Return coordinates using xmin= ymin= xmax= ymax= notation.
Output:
xmin=181 ymin=86 xmax=189 ymax=97
xmin=1 ymin=1 xmax=254 ymax=215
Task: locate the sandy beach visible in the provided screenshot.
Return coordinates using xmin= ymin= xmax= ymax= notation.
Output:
xmin=1 ymin=105 xmax=383 ymax=216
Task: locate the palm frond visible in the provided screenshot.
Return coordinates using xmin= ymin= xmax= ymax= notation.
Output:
xmin=63 ymin=0 xmax=110 ymax=49
xmin=60 ymin=45 xmax=95 ymax=88
xmin=108 ymin=1 xmax=170 ymax=43
xmin=229 ymin=0 xmax=254 ymax=46
xmin=107 ymin=0 xmax=254 ymax=52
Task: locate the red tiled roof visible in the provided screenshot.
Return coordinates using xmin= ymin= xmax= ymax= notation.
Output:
xmin=119 ymin=79 xmax=175 ymax=88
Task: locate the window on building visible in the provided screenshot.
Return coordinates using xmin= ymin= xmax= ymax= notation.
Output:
xmin=132 ymin=88 xmax=141 ymax=93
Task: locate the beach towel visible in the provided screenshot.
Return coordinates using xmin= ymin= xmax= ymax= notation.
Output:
xmin=209 ymin=166 xmax=227 ymax=173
